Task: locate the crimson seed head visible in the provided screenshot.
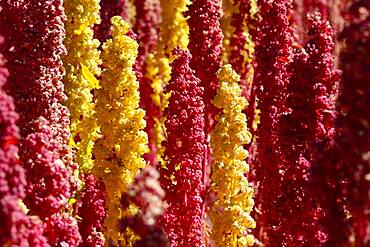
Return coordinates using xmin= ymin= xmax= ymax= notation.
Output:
xmin=0 ymin=40 xmax=48 ymax=246
xmin=159 ymin=48 xmax=206 ymax=247
xmin=133 ymin=0 xmax=161 ymax=166
xmin=127 ymin=167 xmax=165 ymax=225
xmin=185 ymin=0 xmax=223 ymax=132
xmin=119 ymin=167 xmax=168 ymax=246
xmin=0 ymin=0 xmax=80 ymax=244
xmin=252 ymin=0 xmax=293 ymax=243
xmin=77 ymin=174 xmax=106 ymax=246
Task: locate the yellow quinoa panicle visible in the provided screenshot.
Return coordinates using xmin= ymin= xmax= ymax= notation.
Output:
xmin=63 ymin=0 xmax=101 ymax=172
xmin=93 ymin=16 xmax=149 ymax=244
xmin=159 ymin=0 xmax=189 ymax=57
xmin=210 ymin=64 xmax=256 ymax=247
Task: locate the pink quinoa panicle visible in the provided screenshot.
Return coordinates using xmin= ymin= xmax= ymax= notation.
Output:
xmin=20 ymin=115 xmax=79 ymax=245
xmin=228 ymin=0 xmax=254 ymax=100
xmin=134 ymin=0 xmax=161 ymax=63
xmin=44 ymin=212 xmax=81 ymax=246
xmin=133 ymin=0 xmax=162 ymax=166
xmin=274 ymin=12 xmax=339 ymax=246
xmin=0 ymin=42 xmax=48 ymax=246
xmin=159 ymin=48 xmax=206 ymax=247
xmin=120 ymin=167 xmax=168 ymax=247
xmin=0 ymin=0 xmax=80 ymax=245
xmin=304 ymin=13 xmax=338 ymax=143
xmin=94 ymin=0 xmax=128 ymax=42
xmin=0 ymin=0 xmax=75 ymax=173
xmin=0 ymin=51 xmax=23 ymax=201
xmin=252 ymin=0 xmax=293 ymax=244
xmin=228 ymin=0 xmax=258 ymax=160
xmin=126 ymin=168 xmax=165 ymax=227
xmin=77 ymin=174 xmax=106 ymax=247
xmin=184 ymin=0 xmax=223 ymax=228
xmin=121 ymin=212 xmax=169 ymax=247
xmin=317 ymin=1 xmax=370 ymax=245
xmin=185 ymin=0 xmax=223 ymax=132
xmin=22 ymin=118 xmax=70 ymax=217
xmin=292 ymin=1 xmax=344 ymax=65
xmin=22 ymin=118 xmax=81 ymax=245
xmin=0 ymin=0 xmax=72 ymax=147
xmin=0 ymin=197 xmax=48 ymax=246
